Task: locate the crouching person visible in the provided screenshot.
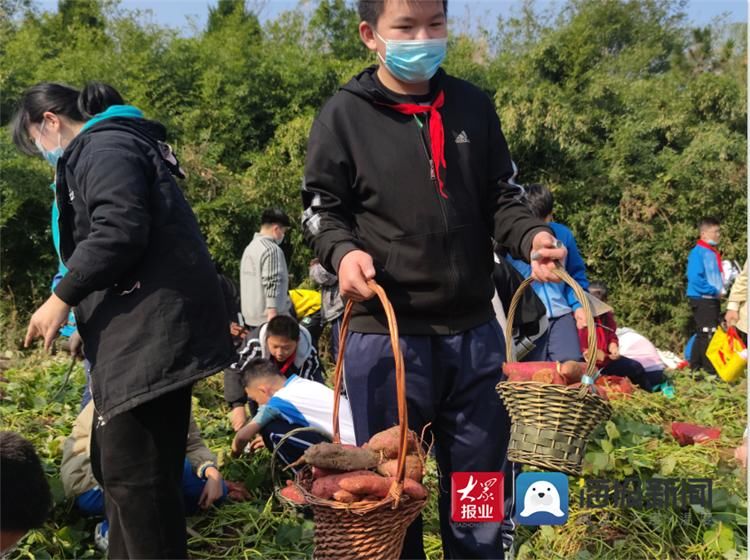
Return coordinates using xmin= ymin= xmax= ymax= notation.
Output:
xmin=225 ymin=315 xmax=325 ymax=432
xmin=231 ymin=359 xmax=355 ymax=468
xmin=61 ymin=402 xmax=231 ymax=552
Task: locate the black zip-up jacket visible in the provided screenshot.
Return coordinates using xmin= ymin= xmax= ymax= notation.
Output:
xmin=302 ymin=67 xmax=551 ymax=335
xmin=53 ymin=117 xmax=234 ymax=422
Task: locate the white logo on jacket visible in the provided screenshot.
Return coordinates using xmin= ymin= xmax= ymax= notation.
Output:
xmin=455 ymin=130 xmax=470 ymax=144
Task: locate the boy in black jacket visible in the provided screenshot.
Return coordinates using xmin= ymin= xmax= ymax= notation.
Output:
xmin=302 ymin=2 xmax=566 ymax=558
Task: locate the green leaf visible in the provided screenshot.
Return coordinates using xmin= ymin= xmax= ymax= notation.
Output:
xmin=717 ymin=523 xmax=736 ymax=553
xmin=599 ymin=438 xmax=614 ymax=453
xmin=659 ymin=455 xmax=676 ymax=476
xmin=605 ymin=420 xmax=620 ymax=440
xmin=592 ymin=452 xmax=609 ymax=472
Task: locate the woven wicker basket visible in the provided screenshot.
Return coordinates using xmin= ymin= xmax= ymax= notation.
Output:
xmin=292 ymin=281 xmax=427 ymax=560
xmin=496 ymin=266 xmax=612 ymax=475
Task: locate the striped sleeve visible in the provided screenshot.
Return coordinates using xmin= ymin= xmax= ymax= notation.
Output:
xmin=260 ymin=241 xmax=281 ymax=304
xmin=223 ymin=337 xmax=263 ymax=408
xmin=298 ymin=349 xmax=325 ymax=383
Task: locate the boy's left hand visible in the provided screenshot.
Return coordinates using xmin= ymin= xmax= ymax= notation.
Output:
xmin=530 ymin=232 xmax=567 ymax=283
xmin=25 ymin=293 xmax=71 ymax=352
xmin=608 ymin=342 xmax=620 ymax=360
xmin=198 ymin=467 xmax=225 ymax=509
xmin=574 ymin=308 xmax=587 ymax=329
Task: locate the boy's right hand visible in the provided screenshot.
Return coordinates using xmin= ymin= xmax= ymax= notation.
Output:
xmin=726 ymin=310 xmax=739 ymax=327
xmin=69 ymin=330 xmax=84 ymax=359
xmin=231 ymin=436 xmax=242 ymax=458
xmin=230 ymin=407 xmax=247 ymax=432
xmin=250 ymin=435 xmax=265 ymax=452
xmin=338 ymin=250 xmax=376 ymax=302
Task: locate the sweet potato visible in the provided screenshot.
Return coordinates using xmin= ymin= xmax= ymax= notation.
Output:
xmin=505 ymin=370 xmax=536 ymax=382
xmin=312 ymin=466 xmax=342 ymax=480
xmin=385 ymin=477 xmax=429 ymax=500
xmin=531 ymin=369 xmax=566 ymax=384
xmin=376 ymin=456 xmax=424 ymax=482
xmin=339 ymin=475 xmax=429 ymax=501
xmin=365 ymin=426 xmax=418 ymax=459
xmin=279 ymin=482 xmax=306 ymax=505
xmin=310 ymin=470 xmax=374 ymax=499
xmin=332 ymin=489 xmax=358 ymax=503
xmin=502 ymin=361 xmax=557 ymax=377
xmin=559 ymin=360 xmax=584 ymax=384
xmin=339 ymin=474 xmax=392 ymax=498
xmin=302 ymin=442 xmax=379 ymax=471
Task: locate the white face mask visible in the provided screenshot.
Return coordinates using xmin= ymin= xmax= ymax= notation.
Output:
xmin=275 ymin=233 xmax=285 ymax=245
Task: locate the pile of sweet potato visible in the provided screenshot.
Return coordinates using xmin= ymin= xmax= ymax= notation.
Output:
xmin=503 ymin=361 xmax=634 ymax=400
xmin=280 ymin=426 xmax=428 ymax=506
xmin=503 ymin=360 xmax=585 ymax=385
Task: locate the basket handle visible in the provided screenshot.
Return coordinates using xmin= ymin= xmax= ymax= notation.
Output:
xmin=331 ymin=280 xmax=411 ymax=493
xmin=505 ymin=263 xmax=598 ymax=379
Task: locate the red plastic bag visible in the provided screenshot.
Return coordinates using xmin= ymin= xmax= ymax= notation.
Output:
xmin=671 ymin=422 xmax=721 ymax=446
xmin=594 ymin=375 xmax=635 ymax=399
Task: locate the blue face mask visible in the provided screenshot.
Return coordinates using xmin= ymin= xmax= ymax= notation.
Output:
xmin=375 ymin=31 xmax=447 ymax=84
xmin=35 ymin=120 xmax=64 ymax=168
xmin=707 ymin=239 xmax=719 ymax=247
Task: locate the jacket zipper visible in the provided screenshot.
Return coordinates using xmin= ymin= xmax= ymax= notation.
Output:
xmin=414 ymin=116 xmax=458 ymax=310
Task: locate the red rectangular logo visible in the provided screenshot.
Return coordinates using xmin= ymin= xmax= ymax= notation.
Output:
xmin=451 ymin=472 xmax=504 ymax=523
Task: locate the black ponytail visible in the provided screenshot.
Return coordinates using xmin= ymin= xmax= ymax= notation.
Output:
xmin=77 ymin=82 xmax=124 ymax=119
xmin=10 ymin=81 xmax=124 ymax=156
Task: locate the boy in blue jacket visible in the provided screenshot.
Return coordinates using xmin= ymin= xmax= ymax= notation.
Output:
xmin=686 ymin=217 xmax=723 ymax=374
xmin=506 ymin=184 xmax=588 ymax=362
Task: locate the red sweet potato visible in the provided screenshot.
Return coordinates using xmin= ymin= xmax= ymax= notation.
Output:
xmin=365 ymin=426 xmax=419 ymax=459
xmin=310 ymin=470 xmax=375 ymax=499
xmin=376 ymin=456 xmax=424 ymax=482
xmin=312 ymin=466 xmax=342 ymax=480
xmin=505 ymin=370 xmax=536 ymax=382
xmin=531 ymin=369 xmax=566 ymax=384
xmin=332 ymin=489 xmax=358 ymax=503
xmin=559 ymin=360 xmax=584 ymax=384
xmin=339 ymin=475 xmax=429 ymax=501
xmin=502 ymin=361 xmax=557 ymax=377
xmin=386 ymin=477 xmax=429 ymax=500
xmin=279 ymin=482 xmax=306 ymax=505
xmin=339 ymin=474 xmax=392 ymax=497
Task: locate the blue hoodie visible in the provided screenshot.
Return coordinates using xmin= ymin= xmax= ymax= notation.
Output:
xmin=549 ymin=222 xmax=589 ymax=290
xmin=686 ymin=244 xmax=723 ymax=298
xmin=506 ymin=255 xmax=582 ymax=319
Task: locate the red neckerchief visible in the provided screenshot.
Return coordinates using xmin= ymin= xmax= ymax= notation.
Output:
xmin=384 ymin=90 xmax=447 ymax=199
xmin=277 ymin=353 xmax=296 ymax=376
xmin=696 ymin=240 xmax=723 ymax=274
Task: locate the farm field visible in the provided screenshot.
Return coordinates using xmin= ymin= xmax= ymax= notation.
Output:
xmin=1 ymin=351 xmax=746 ymax=559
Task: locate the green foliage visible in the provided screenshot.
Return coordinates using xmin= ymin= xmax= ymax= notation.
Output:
xmin=0 ymin=0 xmax=746 ymax=350
xmin=2 ymin=353 xmax=745 ymax=559
xmin=517 ymin=372 xmax=747 ymax=560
